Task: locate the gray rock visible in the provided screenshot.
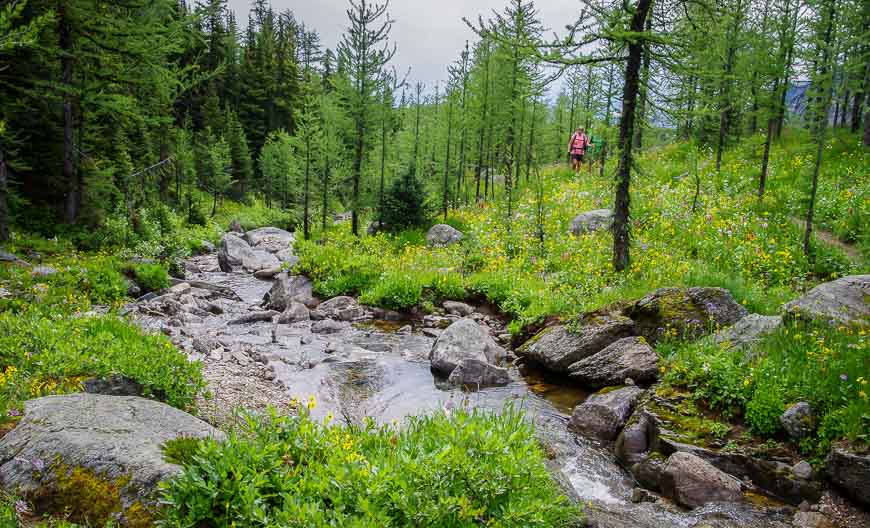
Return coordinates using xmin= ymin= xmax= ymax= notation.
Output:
xmin=792 ymin=460 xmax=813 ymax=480
xmin=792 ymin=512 xmax=835 ymax=528
xmin=429 ymin=318 xmax=506 ymax=376
xmin=780 ymin=402 xmax=814 ymax=440
xmin=567 ymin=336 xmax=659 ymax=388
xmin=569 ymin=209 xmax=614 ymax=235
xmin=783 ymin=275 xmax=869 ymax=327
xmin=316 ymin=296 xmax=364 ymax=321
xmin=276 ymin=302 xmax=310 ymax=324
xmin=192 ymin=336 xmax=223 ymax=355
xmin=631 ymin=455 xmax=667 ymax=492
xmin=447 ymin=358 xmax=511 ymax=387
xmin=168 ymin=282 xmax=191 ymax=295
xmin=659 ymin=452 xmax=743 ymax=509
xmin=82 ymin=375 xmax=144 ymax=397
xmin=615 ymin=412 xmax=655 ymax=466
xmin=254 ymin=265 xmax=283 ymax=279
xmin=229 ymin=219 xmax=244 ymax=233
xmin=630 ymin=487 xmax=658 ymax=504
xmin=826 ymin=447 xmax=870 ymax=507
xmin=244 ymin=227 xmax=295 ymax=253
xmin=31 ymin=265 xmax=58 ymax=278
xmin=276 ymin=249 xmax=298 ymax=265
xmin=312 ymin=319 xmax=346 ymax=334
xmin=218 ymin=233 xmax=278 ymax=273
xmin=228 ymin=310 xmax=278 ymax=325
xmin=569 ymin=386 xmax=644 ymax=441
xmin=422 ymin=328 xmax=443 ymax=338
xmin=423 ymin=314 xmax=452 ymax=329
xmin=397 ymin=325 xmax=413 ymax=335
xmin=443 ymin=300 xmax=474 ymax=317
xmin=627 ymin=287 xmax=748 ymax=343
xmin=517 ymin=315 xmax=635 ymax=373
xmin=367 ymin=221 xmax=387 ymax=235
xmin=125 ymin=278 xmax=142 ymax=298
xmin=0 ymin=394 xmax=224 ymax=515
xmin=263 ymin=274 xmax=317 ymax=311
xmin=199 ymin=240 xmax=216 ymax=253
xmin=0 ymin=250 xmax=27 ymax=264
xmin=425 ymin=224 xmax=464 ymax=247
xmin=713 ymin=313 xmax=782 ymax=350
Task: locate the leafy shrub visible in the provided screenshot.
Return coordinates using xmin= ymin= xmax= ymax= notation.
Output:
xmin=360 ymin=272 xmax=423 ymax=310
xmin=745 ymin=386 xmax=785 ymax=437
xmin=130 ymin=263 xmax=170 ymax=292
xmin=0 ymin=310 xmax=205 ymax=411
xmin=161 ymin=406 xmax=581 ymax=527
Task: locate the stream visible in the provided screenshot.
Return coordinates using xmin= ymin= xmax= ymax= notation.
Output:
xmin=133 ymin=252 xmax=794 ymax=528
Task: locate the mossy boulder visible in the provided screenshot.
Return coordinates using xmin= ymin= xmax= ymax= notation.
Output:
xmin=625 ymin=287 xmax=748 ymax=343
xmin=517 ymin=315 xmax=635 ymax=373
xmin=782 ymin=274 xmax=869 ymax=327
xmin=0 ymin=394 xmax=224 ymax=524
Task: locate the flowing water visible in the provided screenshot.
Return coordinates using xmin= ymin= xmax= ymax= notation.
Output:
xmin=135 ymin=254 xmax=794 ymax=528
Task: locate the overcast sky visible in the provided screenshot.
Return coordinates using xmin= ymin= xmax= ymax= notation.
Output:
xmin=227 ymin=0 xmax=581 ymax=92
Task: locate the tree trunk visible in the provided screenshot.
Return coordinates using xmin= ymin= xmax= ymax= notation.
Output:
xmin=474 ymin=49 xmax=490 ymax=203
xmin=600 ymin=64 xmax=615 ymax=179
xmin=443 ymin=96 xmax=454 ymax=221
xmin=322 ymin=150 xmax=330 ymax=232
xmin=379 ymin=97 xmax=388 ymax=226
xmin=60 ymin=5 xmax=78 ymax=224
xmin=613 ymin=0 xmax=652 ymax=273
xmin=0 ymin=142 xmax=8 ymax=242
xmin=634 ymin=15 xmax=652 ymax=149
xmin=304 ymin=137 xmax=311 ymax=240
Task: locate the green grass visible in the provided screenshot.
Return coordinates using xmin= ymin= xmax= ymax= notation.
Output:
xmin=160 ymin=404 xmax=581 ymax=528
xmin=658 ymin=320 xmax=869 ymax=455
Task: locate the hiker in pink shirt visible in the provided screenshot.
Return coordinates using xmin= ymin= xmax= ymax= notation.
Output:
xmin=568 ymin=127 xmax=592 ymax=176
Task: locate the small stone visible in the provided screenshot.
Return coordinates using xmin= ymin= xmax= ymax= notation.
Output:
xmin=793 ymin=460 xmax=813 ymax=480
xmin=169 ymin=282 xmax=191 ymax=295
xmin=799 ymin=501 xmax=812 ymax=512
xmin=397 ymin=325 xmax=412 ymax=335
xmin=312 ymin=319 xmax=345 ymax=334
xmin=231 ymin=350 xmax=251 ymax=366
xmin=792 ymin=511 xmax=835 ymax=528
xmin=781 ymin=402 xmax=815 ymax=440
xmin=422 ymin=328 xmax=443 ymax=338
xmin=630 ymin=487 xmax=657 ymax=504
xmin=442 ymin=300 xmax=474 ymax=317
xmin=497 ymin=333 xmax=512 ymax=344
xmin=254 ymin=265 xmax=283 ymax=279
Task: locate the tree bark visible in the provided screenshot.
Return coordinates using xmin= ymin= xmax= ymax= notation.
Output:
xmin=60 ymin=4 xmax=78 ymax=224
xmin=0 ymin=142 xmax=8 ymax=242
xmin=613 ymin=0 xmax=653 ymax=272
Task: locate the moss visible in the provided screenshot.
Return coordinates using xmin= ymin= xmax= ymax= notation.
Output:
xmin=597 ymin=385 xmax=627 ymax=395
xmin=161 ymin=436 xmax=205 ymax=466
xmin=648 ymin=398 xmax=732 ymax=448
xmin=29 ymin=461 xmax=154 ymax=527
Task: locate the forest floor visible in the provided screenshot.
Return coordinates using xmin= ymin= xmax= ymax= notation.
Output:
xmin=788 ymin=215 xmax=863 ymax=264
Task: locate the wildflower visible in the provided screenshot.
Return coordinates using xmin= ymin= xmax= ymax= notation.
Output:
xmin=840 ymin=374 xmax=848 ymax=382
xmin=7 ymin=409 xmax=22 ymax=417
xmin=860 ymin=391 xmax=867 ymax=400
xmin=14 ymin=500 xmax=29 ymax=516
xmin=325 ymin=412 xmax=334 ymax=423
xmin=307 ymin=395 xmax=316 ymax=410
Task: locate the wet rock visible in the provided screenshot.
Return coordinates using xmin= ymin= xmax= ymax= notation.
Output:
xmin=782 ymin=275 xmax=869 ymax=326
xmin=443 ymin=300 xmax=474 ymax=316
xmin=425 ymin=224 xmax=464 ymax=247
xmin=713 ymin=314 xmax=782 ymax=350
xmin=31 ymin=265 xmax=58 ymax=278
xmin=229 ymin=219 xmax=244 ymax=233
xmin=631 ymin=454 xmax=667 ymax=491
xmin=228 ymin=310 xmax=278 ymax=325
xmin=422 ymin=328 xmax=443 ymax=338
xmin=447 ymin=358 xmax=510 ymax=387
xmin=569 ymin=386 xmax=644 ymax=441
xmin=780 ymin=402 xmax=815 ymax=440
xmin=136 ymin=292 xmax=159 ymax=303
xmin=315 ymin=296 xmax=365 ymax=321
xmin=567 ymin=336 xmax=658 ymax=388
xmin=429 ymin=318 xmax=506 ymax=377
xmin=569 ymin=209 xmax=613 ymax=235
xmin=169 ymin=282 xmax=191 ymax=295
xmin=826 ymin=447 xmax=870 ymax=507
xmin=244 ymin=227 xmax=295 ymax=253
xmin=397 ymin=325 xmax=412 ymax=335
xmin=254 ymin=265 xmax=283 ymax=279
xmin=82 ymin=375 xmax=144 ymax=397
xmin=276 ymin=302 xmax=310 ymax=324
xmin=792 ymin=460 xmax=813 ymax=480
xmin=276 ymin=249 xmax=298 ymax=265
xmin=0 ymin=394 xmax=224 ymax=516
xmin=630 ymin=487 xmax=658 ymax=504
xmin=626 ymin=287 xmax=748 ymax=343
xmin=263 ymin=274 xmax=317 ymax=311
xmin=616 ymin=412 xmax=655 ymax=466
xmin=792 ymin=511 xmax=835 ymax=528
xmin=497 ymin=333 xmax=512 ymax=344
xmin=659 ymin=452 xmax=742 ymax=509
xmin=423 ymin=314 xmax=452 ymax=329
xmin=312 ymin=319 xmax=346 ymax=334
xmin=517 ymin=315 xmax=635 ymax=373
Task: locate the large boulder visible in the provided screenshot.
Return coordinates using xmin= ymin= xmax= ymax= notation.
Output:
xmin=626 ymin=287 xmax=748 ymax=343
xmin=313 ymin=296 xmax=365 ymax=321
xmin=426 ymin=224 xmax=464 ymax=247
xmin=782 ymin=275 xmax=869 ymax=327
xmin=429 ymin=318 xmax=506 ymax=377
xmin=826 ymin=447 xmax=870 ymax=507
xmin=659 ymin=451 xmax=742 ymax=509
xmin=217 ymin=233 xmax=279 ymax=273
xmin=263 ymin=274 xmax=317 ymax=311
xmin=569 ymin=386 xmax=644 ymax=441
xmin=517 ymin=315 xmax=635 ymax=373
xmin=0 ymin=394 xmax=224 ymax=522
xmin=243 ymin=227 xmax=295 ymax=254
xmin=569 ymin=209 xmax=614 ymax=235
xmin=713 ymin=313 xmax=783 ymax=350
xmin=447 ymin=358 xmax=510 ymax=387
xmin=567 ymin=336 xmax=658 ymax=388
